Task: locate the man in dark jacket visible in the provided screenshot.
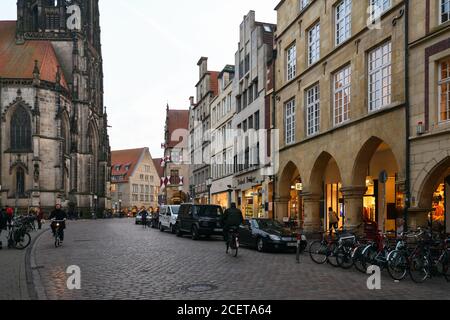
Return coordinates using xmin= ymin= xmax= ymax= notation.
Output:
xmin=49 ymin=204 xmax=68 ymax=242
xmin=222 ymin=203 xmax=244 ymax=252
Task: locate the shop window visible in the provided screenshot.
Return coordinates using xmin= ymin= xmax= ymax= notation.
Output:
xmin=438 ymin=58 xmax=450 ymax=122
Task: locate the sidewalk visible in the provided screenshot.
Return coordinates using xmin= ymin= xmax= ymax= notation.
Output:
xmin=0 ymin=227 xmax=46 ymax=300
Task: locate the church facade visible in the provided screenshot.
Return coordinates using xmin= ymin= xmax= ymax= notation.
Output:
xmin=0 ymin=0 xmax=111 ymax=215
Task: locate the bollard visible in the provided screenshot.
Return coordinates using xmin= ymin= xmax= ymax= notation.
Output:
xmin=296 ymin=233 xmax=301 ymax=264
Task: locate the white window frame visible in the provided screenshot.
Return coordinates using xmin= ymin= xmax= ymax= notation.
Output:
xmin=300 ymin=0 xmax=309 ymax=11
xmin=441 ymin=0 xmax=450 ymax=24
xmin=369 ymin=0 xmax=391 ymax=21
xmin=335 ymin=0 xmax=352 ymax=46
xmin=438 ymin=58 xmax=450 ymax=123
xmin=284 ymin=99 xmax=296 ymax=145
xmin=333 ymin=65 xmax=352 ymax=126
xmin=368 ymin=41 xmax=392 ymax=112
xmin=308 ymin=22 xmax=320 ymax=66
xmin=306 ymin=85 xmax=320 ymax=136
xmin=287 ymin=43 xmax=297 ymax=81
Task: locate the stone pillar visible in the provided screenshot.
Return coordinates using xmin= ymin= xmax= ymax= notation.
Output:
xmin=274 ymin=196 xmax=289 ymax=223
xmin=341 ymin=186 xmax=367 ymax=232
xmin=302 ymin=193 xmax=322 ymax=234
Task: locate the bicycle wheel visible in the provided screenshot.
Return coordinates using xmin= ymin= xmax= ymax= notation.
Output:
xmin=14 ymin=232 xmax=31 ymax=250
xmin=353 ymin=245 xmax=367 ymax=273
xmin=387 ymin=250 xmax=408 ymax=281
xmin=409 ymin=254 xmax=430 ymax=283
xmin=327 ymin=242 xmax=340 ymax=268
xmin=309 ymin=241 xmax=328 ymax=265
xmin=362 ymin=245 xmax=377 ymax=271
xmin=230 ymin=237 xmax=239 ymax=258
xmin=436 ymin=252 xmax=449 ymax=281
xmin=337 ymin=247 xmax=354 ymax=269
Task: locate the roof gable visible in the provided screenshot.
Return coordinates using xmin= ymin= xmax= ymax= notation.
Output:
xmin=0 ymin=21 xmax=68 ymax=90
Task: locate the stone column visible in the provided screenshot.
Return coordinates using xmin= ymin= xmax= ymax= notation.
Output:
xmin=274 ymin=196 xmax=289 ymax=223
xmin=302 ymin=193 xmax=322 ymax=234
xmin=407 ymin=208 xmax=430 ymax=231
xmin=341 ymin=186 xmax=367 ymax=232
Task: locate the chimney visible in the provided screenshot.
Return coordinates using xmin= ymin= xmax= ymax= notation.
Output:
xmin=189 ymin=96 xmax=195 ymax=106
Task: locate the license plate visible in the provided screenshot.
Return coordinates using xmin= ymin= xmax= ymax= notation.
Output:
xmin=214 ymin=228 xmax=223 ymax=232
xmin=287 ymin=243 xmax=297 ymax=247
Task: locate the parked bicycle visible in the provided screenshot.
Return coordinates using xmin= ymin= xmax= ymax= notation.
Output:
xmin=7 ymin=219 xmax=31 ymax=250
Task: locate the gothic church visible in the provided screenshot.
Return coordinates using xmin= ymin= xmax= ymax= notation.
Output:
xmin=0 ymin=0 xmax=111 ymax=214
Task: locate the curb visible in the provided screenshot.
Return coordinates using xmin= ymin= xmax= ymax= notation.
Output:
xmin=25 ymin=229 xmax=49 ymax=300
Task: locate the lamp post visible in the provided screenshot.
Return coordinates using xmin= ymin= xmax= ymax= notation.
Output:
xmin=118 ymin=199 xmax=122 ymax=215
xmin=206 ymin=178 xmax=213 ymax=205
xmin=93 ymin=194 xmax=98 ymax=219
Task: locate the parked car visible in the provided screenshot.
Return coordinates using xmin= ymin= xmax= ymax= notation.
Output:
xmin=238 ymin=218 xmax=307 ymax=253
xmin=158 ymin=205 xmax=180 ymax=233
xmin=176 ymin=204 xmax=224 ymax=240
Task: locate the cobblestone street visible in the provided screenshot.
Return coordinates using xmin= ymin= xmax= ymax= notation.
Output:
xmin=28 ymin=219 xmax=450 ymax=300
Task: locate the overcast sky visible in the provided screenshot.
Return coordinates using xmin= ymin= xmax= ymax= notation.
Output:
xmin=0 ymin=0 xmax=276 ymax=158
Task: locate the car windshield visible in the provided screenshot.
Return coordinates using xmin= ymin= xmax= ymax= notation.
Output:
xmin=170 ymin=206 xmax=180 ymax=214
xmin=198 ymin=206 xmax=222 ymax=218
xmin=256 ymin=219 xmax=284 ymax=229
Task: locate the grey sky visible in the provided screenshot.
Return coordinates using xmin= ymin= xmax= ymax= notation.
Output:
xmin=0 ymin=0 xmax=276 ymax=159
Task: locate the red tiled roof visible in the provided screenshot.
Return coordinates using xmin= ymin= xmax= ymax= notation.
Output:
xmin=152 ymin=158 xmax=164 ymax=179
xmin=166 ymin=109 xmax=189 ymax=149
xmin=111 ymin=148 xmax=146 ymax=183
xmin=210 ymin=71 xmax=219 ymax=97
xmin=0 ymin=21 xmax=68 ymax=90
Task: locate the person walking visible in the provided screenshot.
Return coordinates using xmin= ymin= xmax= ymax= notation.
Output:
xmin=328 ymin=207 xmax=339 ymax=236
xmin=141 ymin=208 xmax=149 ymax=229
xmin=6 ymin=206 xmax=14 ymax=230
xmin=36 ymin=206 xmax=44 ymax=230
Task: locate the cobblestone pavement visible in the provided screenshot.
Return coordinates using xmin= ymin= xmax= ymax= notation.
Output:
xmin=32 ymin=219 xmax=450 ymax=300
xmin=0 ymin=226 xmax=45 ymax=300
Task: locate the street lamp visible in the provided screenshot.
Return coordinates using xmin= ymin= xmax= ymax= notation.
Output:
xmin=118 ymin=199 xmax=122 ymax=214
xmin=206 ymin=178 xmax=213 ymax=205
xmin=93 ymin=194 xmax=98 ymax=219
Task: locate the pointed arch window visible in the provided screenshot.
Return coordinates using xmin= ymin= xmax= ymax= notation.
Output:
xmin=11 ymin=106 xmax=32 ymax=152
xmin=16 ymin=167 xmax=25 ymax=196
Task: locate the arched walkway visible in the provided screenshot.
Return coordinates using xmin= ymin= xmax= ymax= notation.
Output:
xmin=276 ymin=161 xmax=303 ymax=225
xmin=349 ymin=137 xmax=401 ymax=232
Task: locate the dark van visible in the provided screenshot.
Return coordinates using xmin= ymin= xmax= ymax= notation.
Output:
xmin=176 ymin=204 xmax=224 ymax=240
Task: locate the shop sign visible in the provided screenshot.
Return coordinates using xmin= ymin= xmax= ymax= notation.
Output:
xmin=295 ymin=183 xmax=303 ymax=191
xmin=379 ymin=170 xmax=388 ymax=184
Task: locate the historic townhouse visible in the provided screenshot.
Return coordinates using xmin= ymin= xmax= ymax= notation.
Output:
xmin=189 ymin=58 xmax=219 ymax=204
xmin=111 ymin=148 xmax=160 ymax=212
xmin=408 ymin=0 xmax=450 ymax=233
xmin=161 ymin=105 xmax=190 ymax=205
xmin=232 ymin=11 xmax=276 ymax=219
xmin=274 ymin=0 xmax=408 ymax=234
xmin=210 ymin=65 xmax=235 ymax=209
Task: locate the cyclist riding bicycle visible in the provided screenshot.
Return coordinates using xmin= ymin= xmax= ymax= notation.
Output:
xmin=49 ymin=204 xmax=68 ymax=243
xmin=222 ymin=203 xmax=243 ymax=253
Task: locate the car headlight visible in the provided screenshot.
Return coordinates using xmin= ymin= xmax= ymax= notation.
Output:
xmin=301 ymin=235 xmax=307 ymax=241
xmin=269 ymin=235 xmax=281 ymax=241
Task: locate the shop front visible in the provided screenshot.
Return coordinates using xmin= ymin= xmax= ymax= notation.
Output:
xmin=288 ymin=177 xmax=303 ymax=227
xmin=235 ymin=175 xmax=270 ymax=219
xmin=212 ymin=192 xmax=229 ymax=210
xmin=431 ymin=176 xmax=449 ymax=233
